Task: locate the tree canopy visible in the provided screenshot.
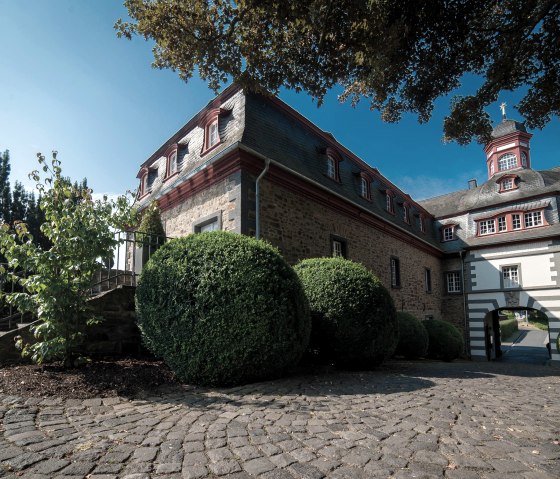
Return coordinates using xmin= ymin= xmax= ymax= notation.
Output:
xmin=117 ymin=0 xmax=560 ymax=144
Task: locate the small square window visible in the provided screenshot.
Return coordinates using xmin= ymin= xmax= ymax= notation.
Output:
xmin=501 ymin=178 xmax=514 ymax=190
xmin=193 ymin=212 xmax=222 ymax=233
xmin=442 ymin=226 xmax=454 ymax=241
xmin=390 ymin=257 xmax=401 ymax=288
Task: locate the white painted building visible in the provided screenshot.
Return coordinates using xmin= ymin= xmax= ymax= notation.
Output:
xmin=421 ymin=118 xmax=560 ymax=363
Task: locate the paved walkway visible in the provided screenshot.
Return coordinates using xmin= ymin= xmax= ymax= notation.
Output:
xmin=500 ymin=327 xmax=550 ymax=365
xmin=1 ymin=360 xmax=559 ymax=479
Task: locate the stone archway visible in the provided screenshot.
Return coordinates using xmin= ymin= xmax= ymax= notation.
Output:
xmin=466 ymin=290 xmax=560 ymax=363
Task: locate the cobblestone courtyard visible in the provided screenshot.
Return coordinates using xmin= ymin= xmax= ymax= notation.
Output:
xmin=1 ymin=360 xmax=559 ymax=479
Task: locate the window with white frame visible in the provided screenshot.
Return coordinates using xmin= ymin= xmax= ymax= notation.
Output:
xmin=331 ymin=237 xmax=347 ymax=258
xmin=502 ymin=265 xmax=520 ymax=288
xmin=498 ymin=153 xmax=517 ymax=171
xmin=490 ymin=162 xmax=495 ymax=175
xmin=169 ymin=152 xmax=178 ymax=176
xmin=498 ymin=216 xmax=507 ymax=232
xmin=524 ymin=211 xmax=543 ymax=228
xmin=403 ymin=204 xmax=410 ymax=223
xmin=360 ymin=177 xmax=369 ymax=198
xmin=442 ymin=226 xmax=455 ymax=241
xmin=446 ymin=272 xmax=461 ymax=293
xmin=327 ymin=154 xmax=337 ymax=180
xmin=479 ymin=219 xmax=496 ymax=235
xmin=521 ymin=151 xmax=527 ymax=167
xmin=419 ymin=215 xmax=426 ymax=233
xmin=207 ymin=120 xmax=219 ymax=149
xmin=501 ymin=177 xmax=514 ymax=190
xmin=512 ymin=213 xmax=521 ymax=229
xmin=198 ymin=220 xmax=218 ymax=232
xmin=386 ymin=192 xmax=394 ymax=213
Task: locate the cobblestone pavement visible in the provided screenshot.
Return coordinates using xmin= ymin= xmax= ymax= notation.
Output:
xmin=1 ymin=360 xmax=559 ymax=479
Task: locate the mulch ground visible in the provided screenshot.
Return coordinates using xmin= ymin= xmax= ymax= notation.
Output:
xmin=0 ymin=358 xmax=179 ymax=399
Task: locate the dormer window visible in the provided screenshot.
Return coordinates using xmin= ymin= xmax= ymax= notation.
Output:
xmin=206 ymin=119 xmax=219 ymax=149
xmin=419 ymin=214 xmax=426 ymax=233
xmin=360 ymin=177 xmax=368 ymax=198
xmin=479 ymin=219 xmax=496 ymax=235
xmin=441 ymin=225 xmax=456 ymax=241
xmin=497 ymin=174 xmax=518 ymax=193
xmin=169 ymin=152 xmax=178 ymax=175
xmin=200 ymin=107 xmax=230 ymax=155
xmin=165 ymin=145 xmax=179 ymax=179
xmin=403 ymin=203 xmax=410 ymax=224
xmin=324 ymin=148 xmax=342 ymax=182
xmin=498 ymin=153 xmax=517 ymax=171
xmin=141 ymin=175 xmax=148 ymax=196
xmin=386 ymin=191 xmax=395 ymax=214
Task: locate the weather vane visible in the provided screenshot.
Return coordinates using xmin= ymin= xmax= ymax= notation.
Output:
xmin=500 ymin=102 xmax=507 ymax=122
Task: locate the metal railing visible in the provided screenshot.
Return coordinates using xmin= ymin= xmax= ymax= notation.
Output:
xmin=89 ymin=230 xmax=169 ymax=295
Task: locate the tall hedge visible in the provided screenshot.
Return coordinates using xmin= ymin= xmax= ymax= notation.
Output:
xmin=424 ymin=319 xmax=464 ymax=361
xmin=135 ymin=231 xmax=311 ymax=386
xmin=294 ymin=257 xmax=397 ymax=369
xmin=395 ymin=312 xmax=429 ymax=359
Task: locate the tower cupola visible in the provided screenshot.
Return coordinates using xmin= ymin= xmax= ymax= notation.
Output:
xmin=484 ymin=103 xmax=533 ymax=180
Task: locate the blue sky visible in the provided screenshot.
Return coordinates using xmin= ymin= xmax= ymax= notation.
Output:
xmin=1 ymin=0 xmax=558 ymax=201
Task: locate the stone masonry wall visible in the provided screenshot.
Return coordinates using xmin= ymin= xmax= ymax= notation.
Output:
xmin=162 ymin=172 xmax=243 ymax=237
xmin=259 ymin=179 xmax=443 ymax=320
xmin=441 ymin=256 xmax=468 ymax=336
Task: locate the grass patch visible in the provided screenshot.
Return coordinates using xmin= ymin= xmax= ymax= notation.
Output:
xmin=528 ymin=312 xmax=549 ymax=331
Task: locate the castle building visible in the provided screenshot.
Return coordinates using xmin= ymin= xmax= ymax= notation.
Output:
xmin=135 ymin=85 xmax=560 ymax=363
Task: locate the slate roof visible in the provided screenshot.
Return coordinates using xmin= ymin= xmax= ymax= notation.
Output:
xmin=419 ymin=168 xmax=560 ymax=218
xmin=491 ymin=119 xmax=527 ymax=138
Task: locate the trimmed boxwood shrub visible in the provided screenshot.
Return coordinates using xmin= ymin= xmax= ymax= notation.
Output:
xmin=499 ymin=318 xmax=518 ymax=341
xmin=395 ymin=312 xmax=429 ymax=359
xmin=424 ymin=319 xmax=464 ymax=361
xmin=135 ymin=231 xmax=311 ymax=386
xmin=294 ymin=257 xmax=397 ymax=369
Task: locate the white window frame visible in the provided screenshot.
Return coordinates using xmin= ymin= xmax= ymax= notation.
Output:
xmin=446 ymin=272 xmax=461 ymax=293
xmin=498 ymin=216 xmax=507 ymax=232
xmin=501 ymin=177 xmax=514 ymax=190
xmin=169 ymin=152 xmax=178 ymax=175
xmin=490 ymin=162 xmax=495 ymax=175
xmin=498 ymin=153 xmax=517 ymax=171
xmin=512 ymin=213 xmax=521 ymax=230
xmin=442 ymin=226 xmax=454 ymax=241
xmin=524 ymin=211 xmax=543 ymax=228
xmin=360 ymin=177 xmax=368 ymax=198
xmin=386 ymin=193 xmax=394 ymax=213
xmin=403 ymin=204 xmax=410 ymax=223
xmin=327 ymin=155 xmax=336 ymax=179
xmin=502 ymin=265 xmax=520 ymax=289
xmin=479 ymin=219 xmax=496 ymax=235
xmin=521 ymin=151 xmax=527 ymax=167
xmin=207 ymin=120 xmax=219 ymax=148
xmin=332 ymin=240 xmax=343 ymax=257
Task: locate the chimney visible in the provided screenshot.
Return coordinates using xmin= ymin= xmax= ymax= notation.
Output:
xmin=468 ymin=179 xmax=478 ymax=190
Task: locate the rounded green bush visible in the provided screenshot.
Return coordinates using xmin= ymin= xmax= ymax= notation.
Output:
xmin=395 ymin=312 xmax=429 ymax=359
xmin=423 ymin=319 xmax=464 ymax=361
xmin=135 ymin=231 xmax=311 ymax=386
xmin=294 ymin=257 xmax=397 ymax=369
